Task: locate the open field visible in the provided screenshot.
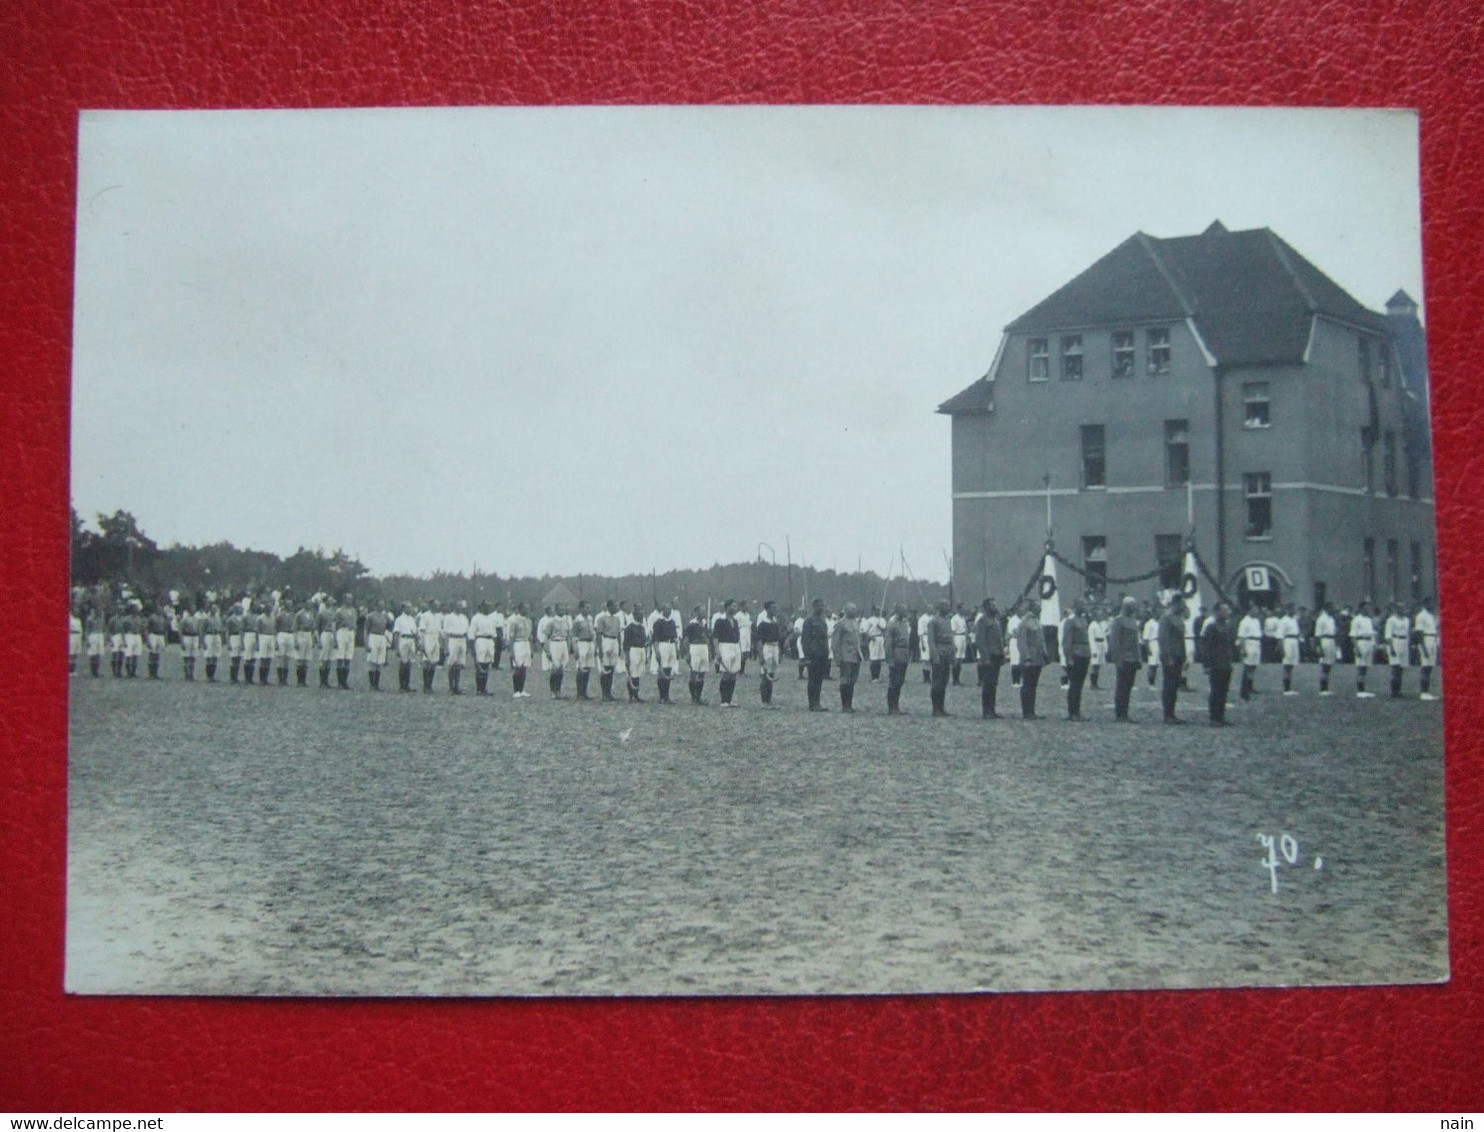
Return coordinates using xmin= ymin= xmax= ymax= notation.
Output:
xmin=67 ymin=653 xmax=1448 ymax=996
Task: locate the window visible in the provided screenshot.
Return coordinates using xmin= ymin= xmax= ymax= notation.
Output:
xmin=1383 ymin=430 xmax=1398 ymax=496
xmin=1380 ymin=341 xmax=1393 ymax=388
xmin=1164 ymin=419 xmax=1190 ymax=487
xmin=1361 ymin=431 xmax=1375 ymax=494
xmin=1410 ymin=541 xmax=1423 ymax=604
xmin=1146 ymin=327 xmax=1171 ymax=375
xmin=1111 ymin=331 xmax=1135 ymax=379
xmin=1060 ymin=335 xmax=1083 ymax=381
xmin=1155 ymin=534 xmax=1183 ymax=590
xmin=1082 ymin=536 xmax=1108 ymax=593
xmin=1358 ymin=336 xmax=1373 ymax=383
xmin=1408 ymin=449 xmax=1421 ymax=499
xmin=1363 ymin=537 xmax=1376 ymax=603
xmin=1244 ymin=473 xmax=1272 ymax=539
xmin=1027 ymin=337 xmax=1049 ymax=382
xmin=1387 ymin=539 xmax=1399 ymax=602
xmin=1081 ymin=425 xmax=1106 ymax=489
xmin=1242 ymin=382 xmax=1271 ymax=428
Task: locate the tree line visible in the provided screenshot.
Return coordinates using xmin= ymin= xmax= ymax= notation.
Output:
xmin=71 ymin=509 xmax=950 ymax=614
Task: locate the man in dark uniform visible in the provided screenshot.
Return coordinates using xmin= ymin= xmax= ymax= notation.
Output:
xmin=199 ymin=603 xmax=223 ymax=682
xmin=801 ymin=598 xmax=832 ymax=712
xmin=621 ymin=611 xmax=649 ymax=703
xmin=145 ymin=603 xmax=168 ymax=680
xmin=711 ymin=600 xmax=743 ymax=707
xmin=830 ymin=603 xmax=863 ymax=712
xmin=928 ymin=600 xmax=957 ymax=717
xmin=364 ymin=604 xmax=391 ymax=690
xmin=293 ymin=602 xmax=317 ymax=686
xmin=1014 ymin=601 xmax=1046 ymax=719
xmin=884 ymin=604 xmax=914 ymax=715
xmin=1108 ymin=596 xmax=1143 ymax=722
xmin=1200 ymin=601 xmax=1238 ymax=725
xmin=1061 ymin=599 xmax=1092 ymax=721
xmin=274 ymin=602 xmax=296 ymax=685
xmin=974 ymin=598 xmax=1005 ymax=719
xmin=684 ymin=605 xmax=710 ymax=704
xmin=316 ymin=600 xmax=338 ymax=688
xmin=595 ymin=600 xmax=623 ymax=702
xmin=1158 ymin=596 xmax=1188 ymax=724
xmin=650 ymin=602 xmax=681 ymax=704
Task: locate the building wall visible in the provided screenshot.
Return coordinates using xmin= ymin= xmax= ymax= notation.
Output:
xmin=950 ymin=315 xmax=1437 ymax=610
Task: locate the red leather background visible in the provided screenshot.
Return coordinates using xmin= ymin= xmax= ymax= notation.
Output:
xmin=4 ymin=0 xmax=1482 ymax=1112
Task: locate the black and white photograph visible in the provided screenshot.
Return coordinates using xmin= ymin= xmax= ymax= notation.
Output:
xmin=66 ymin=105 xmax=1446 ymax=996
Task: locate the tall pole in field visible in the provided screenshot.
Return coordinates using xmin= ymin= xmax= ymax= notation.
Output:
xmin=785 ymin=535 xmax=794 ymax=612
xmin=1044 ymin=472 xmax=1053 ymax=538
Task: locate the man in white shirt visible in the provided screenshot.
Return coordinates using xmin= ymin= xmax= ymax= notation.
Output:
xmin=1141 ymin=607 xmax=1161 ymax=688
xmin=1414 ymin=598 xmax=1440 ymax=701
xmin=950 ymin=604 xmax=969 ymax=686
xmin=1278 ymin=603 xmax=1302 ymax=695
xmin=594 ymin=600 xmax=623 ymax=702
xmin=736 ymin=600 xmax=753 ymax=675
xmin=1087 ymin=606 xmax=1108 ymax=690
xmin=469 ymin=602 xmax=498 ymax=695
xmin=1236 ymin=607 xmax=1264 ymax=700
xmin=863 ymin=605 xmax=886 ymax=682
xmin=442 ymin=601 xmax=471 ymax=695
xmin=416 ymin=601 xmax=444 ymax=694
xmin=505 ymin=603 xmax=534 ymax=697
xmin=1313 ymin=603 xmax=1338 ymax=695
xmin=392 ymin=603 xmax=419 ymax=692
xmin=538 ymin=603 xmax=571 ymax=698
xmin=490 ymin=603 xmax=508 ymax=671
xmin=570 ymin=601 xmax=596 ymax=700
xmin=1006 ymin=605 xmax=1022 ymax=688
xmin=1350 ymin=602 xmax=1378 ymax=698
xmin=1384 ymin=602 xmax=1413 ymax=699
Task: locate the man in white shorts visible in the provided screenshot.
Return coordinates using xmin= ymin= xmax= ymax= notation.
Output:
xmin=569 ymin=601 xmax=596 ymax=700
xmin=469 ymin=601 xmax=498 ymax=696
xmin=442 ymin=601 xmax=470 ymax=695
xmin=1278 ymin=603 xmax=1302 ymax=695
xmin=1350 ymin=601 xmax=1377 ymax=698
xmin=69 ymin=603 xmax=83 ymax=676
xmin=392 ymin=603 xmax=419 ymax=692
xmin=1236 ymin=606 xmax=1264 ymax=700
xmin=505 ymin=603 xmax=534 ymax=698
xmin=538 ymin=601 xmax=570 ymax=698
xmin=314 ymin=600 xmax=336 ymax=688
xmin=1384 ymin=602 xmax=1412 ymax=699
xmin=200 ymin=603 xmax=223 ymax=682
xmin=363 ymin=604 xmax=391 ymax=691
xmin=711 ymin=599 xmax=744 ymax=707
xmin=622 ymin=609 xmax=650 ymax=702
xmin=416 ymin=600 xmax=443 ymax=694
xmin=293 ymin=602 xmax=317 ymax=686
xmin=685 ymin=605 xmax=712 ymax=704
xmin=1414 ymin=598 xmax=1439 ymax=700
xmin=755 ymin=600 xmax=784 ymax=706
xmin=648 ymin=602 xmax=681 ymax=705
xmin=333 ymin=596 xmax=358 ymax=691
xmin=594 ymin=600 xmax=623 ymax=702
xmin=1313 ymin=603 xmax=1338 ymax=695
xmin=253 ymin=605 xmax=276 ymax=686
xmin=736 ymin=600 xmax=753 ymax=676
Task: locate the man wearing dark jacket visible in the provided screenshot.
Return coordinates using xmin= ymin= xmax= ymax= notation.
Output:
xmin=884 ymin=605 xmax=914 ymax=715
xmin=1015 ymin=601 xmax=1048 ymax=719
xmin=1200 ymin=601 xmax=1238 ymax=725
xmin=1107 ymin=596 xmax=1144 ymax=722
xmin=1061 ymin=600 xmax=1092 ymax=720
xmin=1158 ymin=596 xmax=1188 ymax=723
xmin=801 ymin=599 xmax=832 ymax=712
xmin=974 ymin=599 xmax=1005 ymax=719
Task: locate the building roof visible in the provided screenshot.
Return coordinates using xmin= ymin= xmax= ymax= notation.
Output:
xmin=936 ymin=378 xmax=995 ymax=415
xmin=540 ymin=581 xmax=579 ymax=608
xmin=1005 ymin=221 xmax=1386 ymax=366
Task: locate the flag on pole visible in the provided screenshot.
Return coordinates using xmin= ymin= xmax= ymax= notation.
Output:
xmin=1037 ymin=546 xmax=1061 ymax=629
xmin=1182 ymin=549 xmax=1204 ymax=660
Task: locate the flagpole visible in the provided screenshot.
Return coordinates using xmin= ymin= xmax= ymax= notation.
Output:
xmin=1043 ymin=473 xmax=1053 ymax=540
xmin=1187 ymin=477 xmax=1195 ymax=534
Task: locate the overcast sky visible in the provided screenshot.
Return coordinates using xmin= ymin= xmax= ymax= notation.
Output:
xmin=71 ymin=105 xmax=1423 ymax=581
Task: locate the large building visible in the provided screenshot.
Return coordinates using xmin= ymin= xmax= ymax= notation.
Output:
xmin=938 ymin=221 xmax=1434 ymax=611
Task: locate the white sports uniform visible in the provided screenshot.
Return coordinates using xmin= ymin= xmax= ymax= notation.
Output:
xmin=443 ymin=611 xmax=470 ymax=666
xmin=1349 ymin=614 xmax=1376 ymax=666
xmin=1278 ymin=613 xmax=1301 ymax=666
xmin=1384 ymin=613 xmax=1411 ymax=666
xmin=1237 ymin=613 xmax=1263 ymax=666
xmin=1314 ymin=611 xmax=1338 ymax=665
xmin=1414 ymin=609 xmax=1439 ymax=667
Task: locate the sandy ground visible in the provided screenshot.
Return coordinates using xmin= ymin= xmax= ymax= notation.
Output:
xmin=66 ymin=654 xmax=1448 ymax=996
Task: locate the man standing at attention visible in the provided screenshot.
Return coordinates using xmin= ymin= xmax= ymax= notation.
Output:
xmin=505 ymin=603 xmax=534 ymax=698
xmin=684 ymin=605 xmax=711 ymax=704
xmin=1236 ymin=605 xmax=1264 ymax=701
xmin=754 ymin=600 xmax=784 ymax=707
xmin=1061 ymin=599 xmax=1092 ymax=721
xmin=830 ymin=603 xmax=863 ymax=713
xmin=950 ymin=603 xmax=969 ymax=687
xmin=863 ymin=605 xmax=886 ymax=683
xmin=1313 ymin=602 xmax=1339 ymax=696
xmin=416 ymin=600 xmax=443 ymax=693
xmin=538 ymin=601 xmax=570 ymax=699
xmin=569 ymin=600 xmax=596 ymax=700
xmin=1014 ymin=600 xmax=1046 ymax=720
xmin=1157 ymin=596 xmax=1188 ymax=724
xmin=1415 ymin=597 xmax=1440 ymax=701
xmin=711 ymin=599 xmax=743 ymax=707
xmin=1200 ymin=601 xmax=1238 ymax=725
xmin=883 ymin=604 xmax=913 ymax=715
xmin=1278 ymin=602 xmax=1302 ymax=696
xmin=469 ymin=602 xmax=498 ymax=696
xmin=393 ymin=603 xmax=419 ymax=693
xmin=649 ymin=601 xmax=681 ymax=705
xmin=929 ymin=600 xmax=958 ymax=718
xmin=622 ymin=607 xmax=650 ymax=703
xmin=974 ymin=599 xmax=1005 ymax=719
xmin=801 ymin=598 xmax=832 ymax=712
xmin=363 ymin=603 xmax=391 ymax=691
xmin=316 ymin=599 xmax=338 ymax=689
xmin=595 ymin=599 xmax=623 ymax=703
xmin=1350 ymin=601 xmax=1378 ymax=698
xmin=1107 ymin=596 xmax=1143 ymax=722
xmin=1384 ymin=602 xmax=1412 ymax=699
xmin=441 ymin=601 xmax=469 ymax=695
xmin=333 ymin=595 xmax=358 ymax=690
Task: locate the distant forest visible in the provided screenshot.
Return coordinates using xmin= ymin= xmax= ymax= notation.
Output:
xmin=71 ymin=508 xmax=951 ymax=613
